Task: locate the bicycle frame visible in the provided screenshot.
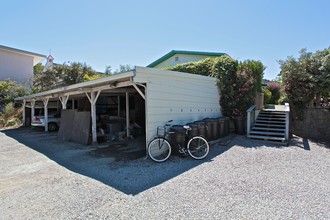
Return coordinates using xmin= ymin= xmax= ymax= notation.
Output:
xmin=148 ymin=120 xmax=209 ymax=162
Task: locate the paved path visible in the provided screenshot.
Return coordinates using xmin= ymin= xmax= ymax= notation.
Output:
xmin=0 ymin=128 xmax=329 ymax=219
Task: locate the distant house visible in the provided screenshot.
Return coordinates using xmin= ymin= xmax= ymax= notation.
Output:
xmin=147 ymin=50 xmax=227 ymax=68
xmin=0 ymin=45 xmax=46 ymax=84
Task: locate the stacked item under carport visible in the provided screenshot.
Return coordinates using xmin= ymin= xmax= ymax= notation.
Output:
xmin=97 ymin=115 xmax=143 ymax=143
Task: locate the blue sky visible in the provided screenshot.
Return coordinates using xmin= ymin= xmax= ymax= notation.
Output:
xmin=1 ymin=0 xmax=329 ymax=79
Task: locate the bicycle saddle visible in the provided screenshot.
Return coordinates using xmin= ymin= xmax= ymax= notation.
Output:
xmin=183 ymin=125 xmax=191 ymax=130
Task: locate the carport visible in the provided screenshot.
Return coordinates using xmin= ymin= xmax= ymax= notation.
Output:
xmin=16 ymin=66 xmax=221 ymax=149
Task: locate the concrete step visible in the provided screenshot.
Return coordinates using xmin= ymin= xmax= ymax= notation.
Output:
xmin=258 ymin=114 xmax=285 ymax=117
xmin=249 ymin=130 xmax=285 ymax=136
xmin=262 ymin=110 xmax=286 ymax=113
xmin=254 ymin=123 xmax=286 ymax=128
xmin=256 ymin=119 xmax=286 ymax=124
xmin=257 ymin=117 xmax=286 ymax=121
xmin=252 ymin=127 xmax=286 ymax=132
xmin=248 ymin=135 xmax=286 ymax=141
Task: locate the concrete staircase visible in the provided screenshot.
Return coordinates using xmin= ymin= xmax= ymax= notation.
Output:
xmin=248 ymin=109 xmax=288 ymax=143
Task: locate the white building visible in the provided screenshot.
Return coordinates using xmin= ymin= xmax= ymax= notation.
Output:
xmin=147 ymin=50 xmax=226 ymax=68
xmin=0 ymin=45 xmax=46 ymax=84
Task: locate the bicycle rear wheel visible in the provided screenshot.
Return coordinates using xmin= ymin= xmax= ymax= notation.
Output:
xmin=187 ymin=136 xmax=209 ymax=160
xmin=148 ymin=138 xmax=171 ymax=162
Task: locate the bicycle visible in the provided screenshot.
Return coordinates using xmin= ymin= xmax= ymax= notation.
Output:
xmin=148 ymin=120 xmax=210 ymax=162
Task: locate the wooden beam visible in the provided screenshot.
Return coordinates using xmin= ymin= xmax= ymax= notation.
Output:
xmin=131 ymin=83 xmax=145 ymax=100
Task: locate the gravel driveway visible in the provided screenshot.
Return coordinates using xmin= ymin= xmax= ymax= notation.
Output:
xmin=0 ymin=128 xmax=329 ymax=219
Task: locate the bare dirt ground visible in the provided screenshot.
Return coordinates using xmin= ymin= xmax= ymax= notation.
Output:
xmin=0 ymin=127 xmax=329 ymax=219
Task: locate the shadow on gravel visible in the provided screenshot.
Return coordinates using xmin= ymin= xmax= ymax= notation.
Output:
xmin=2 ymin=127 xmax=233 ymax=195
xmin=229 ymin=135 xmax=291 ymax=149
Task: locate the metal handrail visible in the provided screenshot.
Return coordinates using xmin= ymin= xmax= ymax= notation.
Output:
xmin=284 ymin=103 xmax=290 ymax=140
xmin=246 ymin=105 xmax=256 ymax=136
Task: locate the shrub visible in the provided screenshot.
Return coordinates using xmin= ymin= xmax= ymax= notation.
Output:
xmin=168 ymin=56 xmax=266 ymax=117
xmin=0 ymin=117 xmax=4 ymax=127
xmin=0 ymin=79 xmax=29 ymax=107
xmin=6 ymin=119 xmax=16 ymax=127
xmin=3 ymin=102 xmax=15 ymax=120
xmin=279 ymin=47 xmax=330 ymax=118
xmin=263 ymin=87 xmax=272 ymax=104
xmin=267 ymin=81 xmax=282 ymax=104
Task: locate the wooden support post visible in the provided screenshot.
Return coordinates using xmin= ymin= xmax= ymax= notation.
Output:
xmin=31 ymin=99 xmax=36 ymax=126
xmin=59 ymin=95 xmax=69 ymax=109
xmin=85 ymin=90 xmax=101 ymax=144
xmin=42 ymin=98 xmax=49 ymax=132
xmin=118 ymin=96 xmax=121 ymax=117
xmin=72 ymin=99 xmax=75 ymax=109
xmin=22 ymin=99 xmax=26 ymax=126
xmin=126 ymin=91 xmax=130 ymax=138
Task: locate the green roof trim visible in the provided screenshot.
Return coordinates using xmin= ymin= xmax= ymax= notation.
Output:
xmin=147 ymin=50 xmax=227 ymax=67
xmin=0 ymin=45 xmax=47 ymax=58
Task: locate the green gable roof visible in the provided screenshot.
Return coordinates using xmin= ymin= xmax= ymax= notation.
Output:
xmin=147 ymin=50 xmax=227 ymax=67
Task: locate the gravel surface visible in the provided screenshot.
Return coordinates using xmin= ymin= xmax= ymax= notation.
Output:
xmin=0 ymin=128 xmax=329 ymax=219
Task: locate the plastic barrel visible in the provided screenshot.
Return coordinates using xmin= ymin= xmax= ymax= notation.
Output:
xmin=233 ymin=116 xmax=244 ymax=135
xmin=218 ymin=117 xmax=226 ymax=138
xmin=185 ymin=123 xmax=199 ymax=139
xmin=203 ymin=118 xmax=218 ymax=141
xmin=169 ymin=125 xmax=186 ymax=147
xmin=224 ymin=117 xmax=230 ymax=135
xmin=194 ymin=120 xmax=207 ymax=138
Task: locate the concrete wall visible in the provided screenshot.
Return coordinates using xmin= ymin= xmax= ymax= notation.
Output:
xmin=0 ymin=49 xmax=35 ymax=84
xmin=154 ymin=54 xmax=214 ymax=68
xmin=134 ymin=67 xmax=221 ymax=144
xmin=291 ymin=108 xmax=330 ymax=141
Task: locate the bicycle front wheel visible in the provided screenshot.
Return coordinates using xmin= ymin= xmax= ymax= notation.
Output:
xmin=187 ymin=136 xmax=209 ymax=160
xmin=148 ymin=138 xmax=171 ymax=162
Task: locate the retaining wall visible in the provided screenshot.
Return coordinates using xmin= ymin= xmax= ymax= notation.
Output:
xmin=291 ymin=108 xmax=330 ymax=141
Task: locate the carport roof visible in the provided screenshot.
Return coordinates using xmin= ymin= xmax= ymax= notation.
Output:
xmin=15 ymin=71 xmax=135 ymax=101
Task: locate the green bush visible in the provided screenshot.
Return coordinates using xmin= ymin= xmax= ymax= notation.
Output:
xmin=263 ymin=87 xmax=272 ymax=104
xmin=6 ymin=119 xmax=16 ymax=127
xmin=3 ymin=102 xmax=15 ymax=120
xmin=279 ymin=47 xmax=330 ymax=118
xmin=168 ymin=55 xmax=266 ymax=117
xmin=0 ymin=79 xmax=29 ymax=107
xmin=0 ymin=117 xmax=4 ymax=127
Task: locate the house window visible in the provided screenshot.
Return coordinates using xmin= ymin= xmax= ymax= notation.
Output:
xmin=175 ymin=56 xmax=179 ymax=62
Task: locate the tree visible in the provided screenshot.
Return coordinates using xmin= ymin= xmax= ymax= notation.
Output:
xmin=279 ymin=47 xmax=330 ymax=118
xmin=0 ymin=79 xmax=29 ymax=107
xmin=32 ymin=62 xmax=102 ymax=92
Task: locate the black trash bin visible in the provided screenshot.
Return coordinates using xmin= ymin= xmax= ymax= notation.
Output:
xmin=233 ymin=116 xmax=244 ymax=135
xmin=218 ymin=117 xmax=226 ymax=138
xmin=185 ymin=123 xmax=199 ymax=139
xmin=203 ymin=118 xmax=218 ymax=141
xmin=194 ymin=120 xmax=207 ymax=138
xmin=224 ymin=117 xmax=230 ymax=135
xmin=169 ymin=125 xmax=186 ymax=147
